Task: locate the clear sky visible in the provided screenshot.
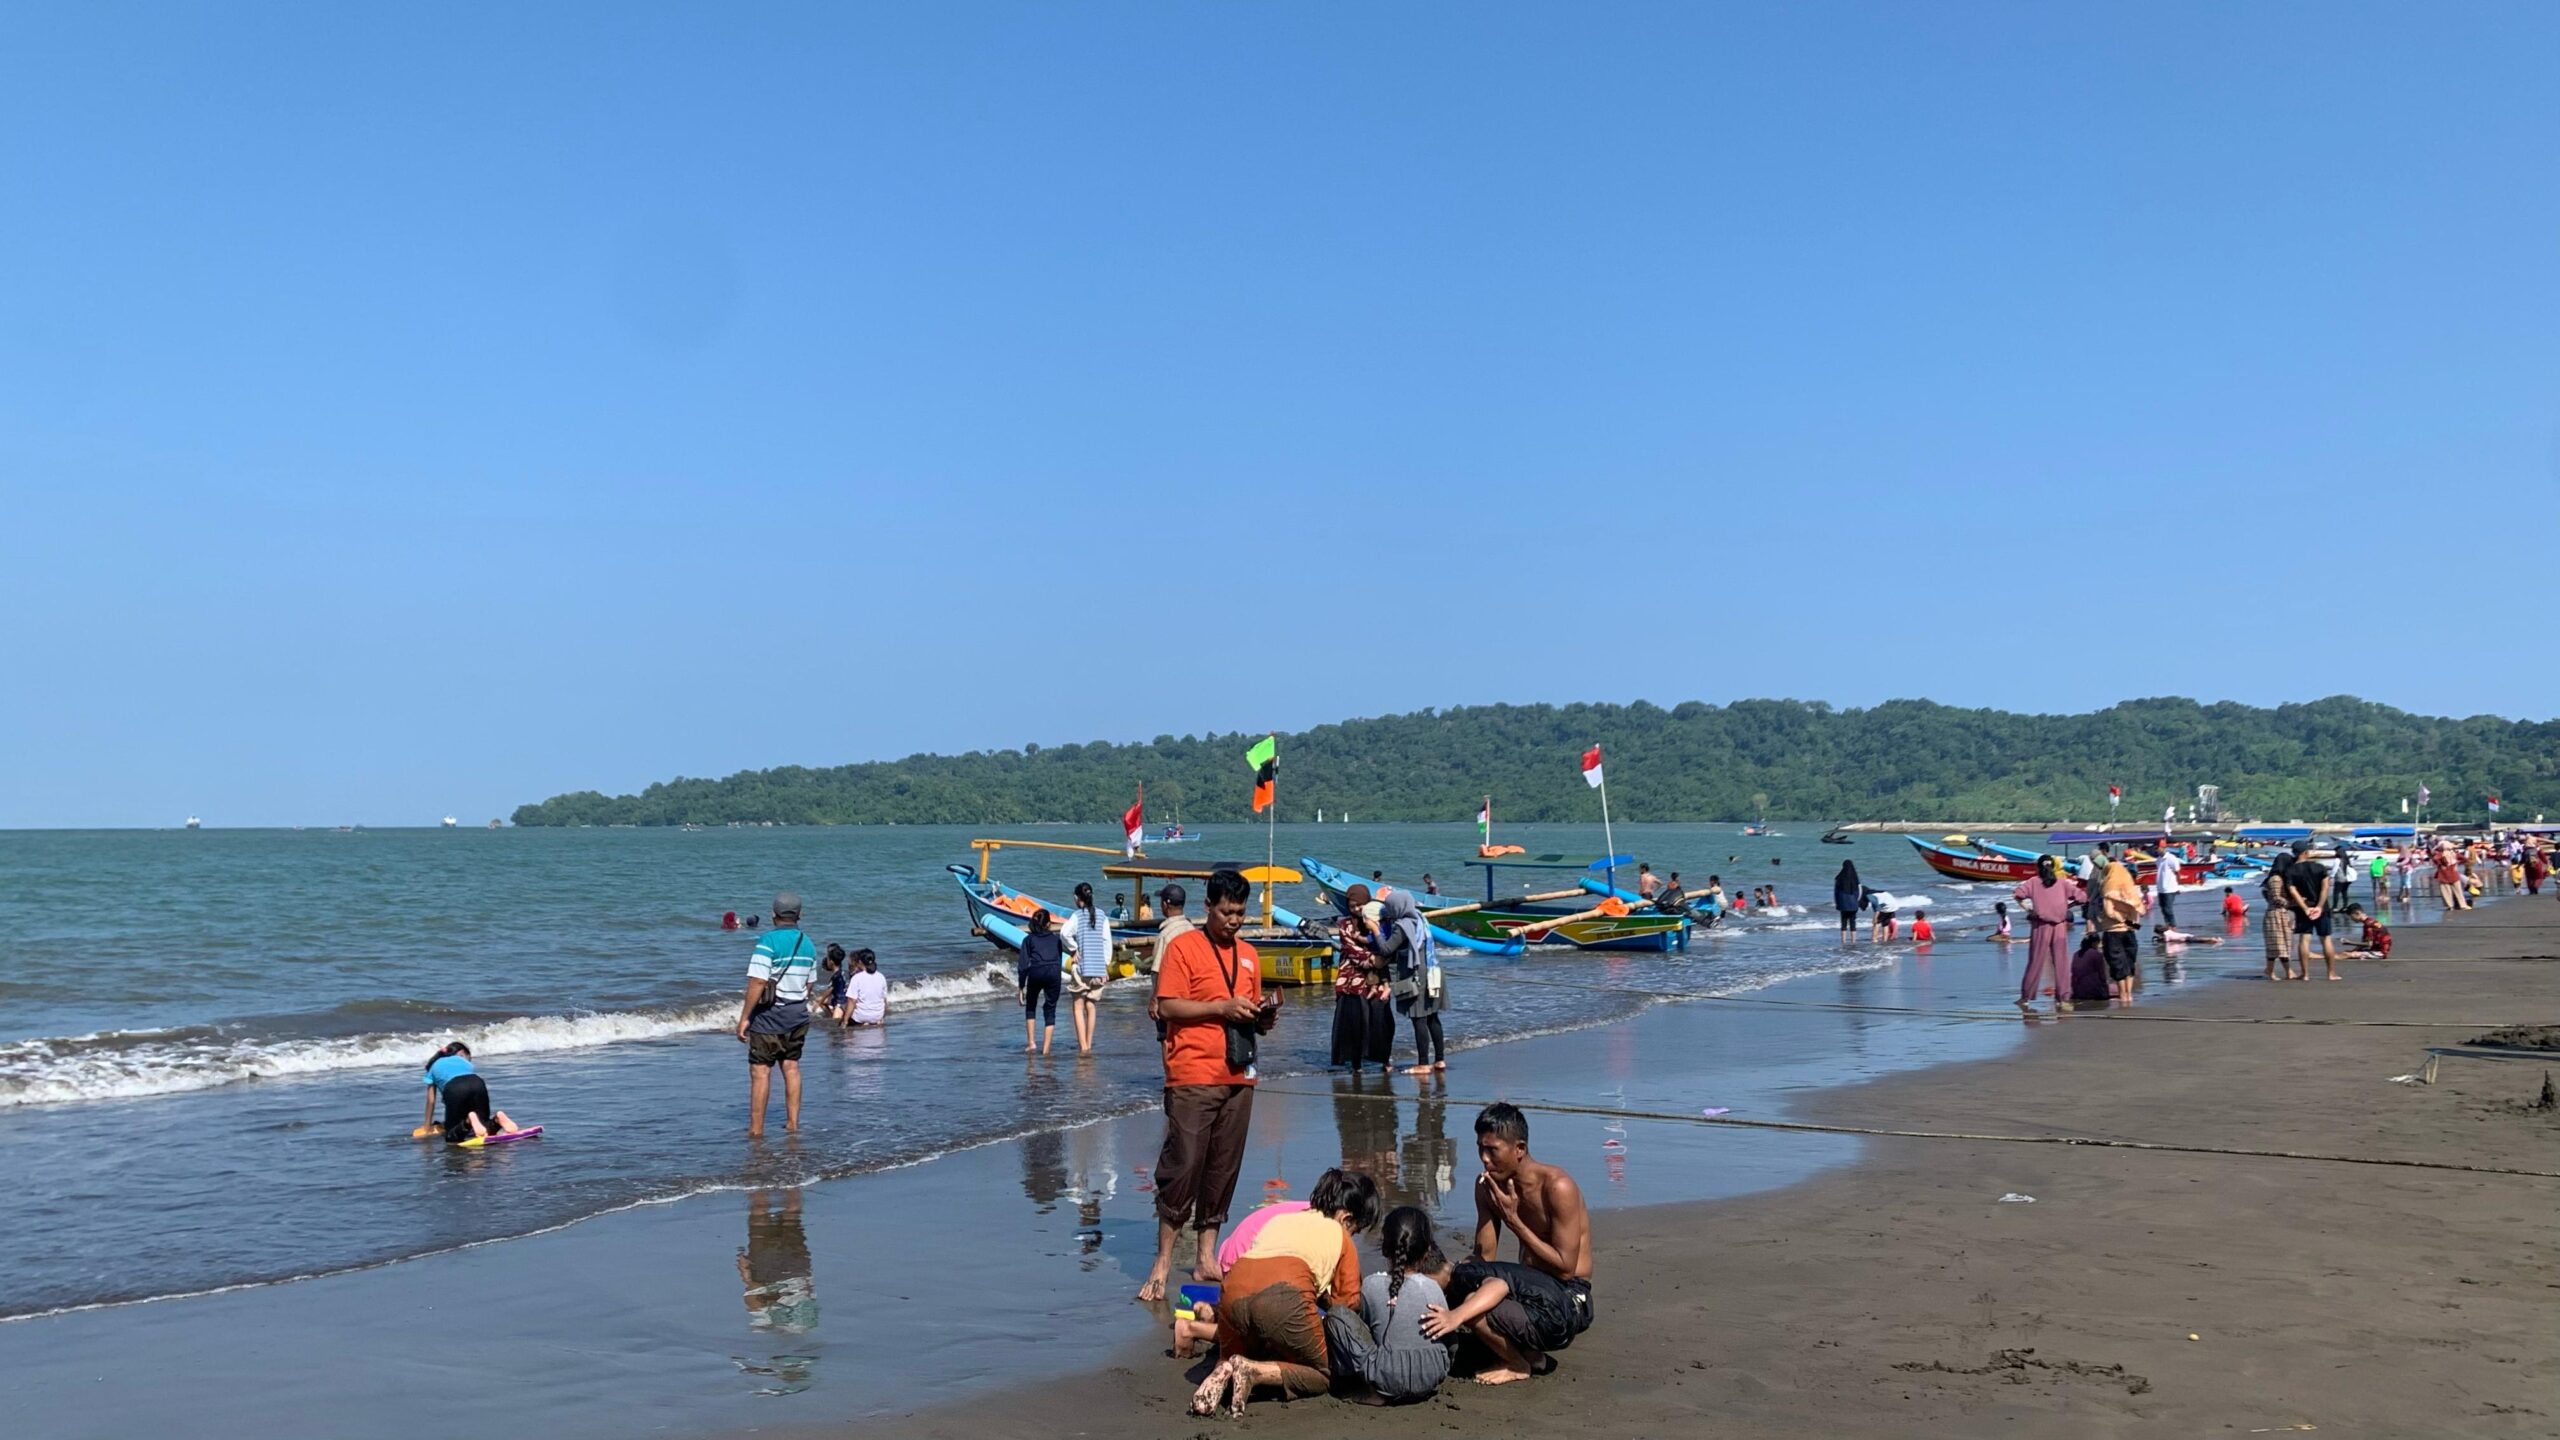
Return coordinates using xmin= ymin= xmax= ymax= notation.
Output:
xmin=3 ymin=3 xmax=2554 ymax=828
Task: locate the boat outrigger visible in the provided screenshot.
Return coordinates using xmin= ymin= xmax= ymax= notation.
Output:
xmin=950 ymin=838 xmax=1336 ymax=987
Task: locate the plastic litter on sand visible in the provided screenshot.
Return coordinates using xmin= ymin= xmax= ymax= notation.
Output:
xmin=1997 ymin=1193 xmax=2036 ymax=1204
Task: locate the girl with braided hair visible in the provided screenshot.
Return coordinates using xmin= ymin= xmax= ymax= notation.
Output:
xmin=1321 ymin=1205 xmax=1454 ymax=1404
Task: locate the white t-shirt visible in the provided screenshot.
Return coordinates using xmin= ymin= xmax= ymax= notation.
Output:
xmin=2155 ymin=855 xmax=2182 ymax=894
xmin=846 ymin=970 xmax=889 ymax=1023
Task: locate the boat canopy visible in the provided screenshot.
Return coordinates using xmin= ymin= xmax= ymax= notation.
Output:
xmin=2233 ymin=825 xmax=2314 ymax=841
xmin=2351 ymin=826 xmax=2416 ymax=839
xmin=1461 ymin=854 xmax=1634 ymax=872
xmin=2514 ymin=824 xmax=2560 ymax=834
xmin=1099 ymin=859 xmax=1301 ymax=886
xmin=2046 ymin=830 xmax=2171 ymax=846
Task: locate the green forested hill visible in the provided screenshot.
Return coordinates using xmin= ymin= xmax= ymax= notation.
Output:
xmin=511 ymin=697 xmax=2557 ymax=827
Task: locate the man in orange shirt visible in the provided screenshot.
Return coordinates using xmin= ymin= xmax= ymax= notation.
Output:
xmin=1139 ymin=868 xmax=1279 ymax=1303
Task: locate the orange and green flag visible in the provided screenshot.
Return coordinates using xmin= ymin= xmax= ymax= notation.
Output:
xmin=1245 ymin=735 xmax=1277 ymax=813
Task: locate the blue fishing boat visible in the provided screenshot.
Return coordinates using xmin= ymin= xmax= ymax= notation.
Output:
xmin=1300 ymin=856 xmax=1525 ymax=955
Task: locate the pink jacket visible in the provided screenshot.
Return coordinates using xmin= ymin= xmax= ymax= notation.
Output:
xmin=2010 ymin=874 xmax=2084 ymax=926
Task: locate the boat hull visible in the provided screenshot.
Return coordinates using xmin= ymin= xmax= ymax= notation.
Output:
xmin=1909 ymin=837 xmax=2043 ymax=882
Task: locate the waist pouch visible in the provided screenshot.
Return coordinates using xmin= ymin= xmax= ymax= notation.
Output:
xmin=1223 ymin=1020 xmax=1259 ymax=1071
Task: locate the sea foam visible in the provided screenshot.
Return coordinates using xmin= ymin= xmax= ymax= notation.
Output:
xmin=0 ymin=960 xmax=1017 ymax=1108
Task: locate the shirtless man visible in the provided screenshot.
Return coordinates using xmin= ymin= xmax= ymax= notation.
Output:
xmin=1420 ymin=1102 xmax=1593 ymax=1384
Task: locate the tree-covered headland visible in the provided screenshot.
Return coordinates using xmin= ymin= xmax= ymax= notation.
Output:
xmin=511 ymin=696 xmax=2556 ymax=828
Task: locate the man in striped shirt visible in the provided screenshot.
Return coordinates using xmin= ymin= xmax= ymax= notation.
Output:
xmin=737 ymin=891 xmax=817 ymax=1137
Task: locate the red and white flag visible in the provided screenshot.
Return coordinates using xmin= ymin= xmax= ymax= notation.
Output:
xmin=1581 ymin=746 xmax=1605 ymax=789
xmin=1122 ymin=794 xmax=1145 ymax=852
xmin=2487 ymin=793 xmax=2502 ymax=813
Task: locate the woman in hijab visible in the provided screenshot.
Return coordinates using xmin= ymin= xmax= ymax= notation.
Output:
xmin=1832 ymin=860 xmax=1865 ymax=942
xmin=1374 ymin=890 xmax=1447 ymax=1075
xmin=1330 ymin=885 xmax=1395 ymax=1072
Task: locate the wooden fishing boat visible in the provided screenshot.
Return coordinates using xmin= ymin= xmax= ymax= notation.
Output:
xmin=1459 ymin=855 xmax=1689 ymax=952
xmin=1908 ymin=834 xmax=2045 ymax=882
xmin=1096 ymin=856 xmax=1338 ymax=986
xmin=2045 ymin=832 xmax=2212 ymax=887
xmin=1300 ymin=856 xmax=1525 ymax=955
xmin=950 ymin=839 xmax=1337 ymax=986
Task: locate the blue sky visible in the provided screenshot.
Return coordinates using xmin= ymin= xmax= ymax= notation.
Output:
xmin=3 ymin=3 xmax=2553 ymax=827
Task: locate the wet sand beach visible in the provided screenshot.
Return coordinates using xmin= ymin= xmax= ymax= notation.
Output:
xmin=841 ymin=901 xmax=2560 ymax=1439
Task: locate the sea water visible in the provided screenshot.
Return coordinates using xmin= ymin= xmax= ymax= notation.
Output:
xmin=0 ymin=821 xmax=2376 ymax=1320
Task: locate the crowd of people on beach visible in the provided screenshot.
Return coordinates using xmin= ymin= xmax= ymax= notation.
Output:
xmin=403 ymin=835 xmax=2551 ymax=1418
xmin=1980 ymin=830 xmax=2553 ymax=1009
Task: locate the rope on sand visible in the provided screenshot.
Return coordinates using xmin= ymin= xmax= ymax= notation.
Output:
xmin=1476 ymin=971 xmax=2508 ymax=1029
xmin=1255 ymin=1084 xmax=2560 ymax=1181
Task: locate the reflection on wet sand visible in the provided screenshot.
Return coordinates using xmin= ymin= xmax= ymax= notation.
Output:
xmin=1323 ymin=1071 xmax=1459 ymax=1215
xmin=735 ymin=1188 xmax=817 ymax=1395
xmin=1068 ymin=1121 xmax=1118 ymax=1268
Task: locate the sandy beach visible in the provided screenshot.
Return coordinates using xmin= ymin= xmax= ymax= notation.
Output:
xmin=839 ymin=902 xmax=2560 ymax=1439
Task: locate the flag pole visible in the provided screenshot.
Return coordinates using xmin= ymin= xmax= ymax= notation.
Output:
xmin=1598 ymin=773 xmax=1617 ymax=889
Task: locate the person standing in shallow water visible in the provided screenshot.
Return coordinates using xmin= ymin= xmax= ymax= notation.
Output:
xmin=1139 ymin=868 xmax=1275 ymax=1303
xmin=1330 ymin=884 xmax=1394 ymax=1073
xmin=2010 ymin=857 xmax=2083 ymax=1008
xmin=1376 ymin=889 xmax=1447 ymax=1074
xmin=1062 ymin=882 xmax=1112 ymax=1054
xmin=1017 ymin=909 xmax=1065 ymax=1055
xmin=736 ymin=892 xmax=816 ymax=1138
xmin=1832 ymin=860 xmax=1863 ymax=942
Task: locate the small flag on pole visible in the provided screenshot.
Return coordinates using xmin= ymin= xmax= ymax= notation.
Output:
xmin=1246 ymin=735 xmax=1277 ymax=813
xmin=2108 ymin=784 xmax=2121 ymax=811
xmin=1581 ymin=746 xmax=1605 ymax=789
xmin=1477 ymin=798 xmax=1491 ymax=842
xmin=1123 ymin=790 xmax=1145 ymax=854
xmin=2402 ymin=797 xmax=2410 ymax=814
xmin=2487 ymin=793 xmax=2501 ymax=814
xmin=2418 ymin=782 xmax=2431 ymax=808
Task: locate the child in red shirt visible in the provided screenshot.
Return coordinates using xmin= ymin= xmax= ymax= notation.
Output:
xmin=2345 ymin=905 xmax=2392 ymax=958
xmin=1910 ymin=911 xmax=1934 ymax=943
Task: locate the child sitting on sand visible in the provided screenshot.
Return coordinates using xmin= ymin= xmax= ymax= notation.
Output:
xmin=2343 ymin=904 xmax=2393 ymax=958
xmin=418 ymin=1041 xmax=524 ymax=1143
xmin=1987 ymin=901 xmax=2015 ymax=943
xmin=1325 ymin=1206 xmax=1455 ymax=1405
xmin=2222 ymin=888 xmax=2247 ymax=920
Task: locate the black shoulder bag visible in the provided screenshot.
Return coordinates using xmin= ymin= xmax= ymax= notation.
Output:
xmin=1212 ymin=935 xmax=1258 ymax=1072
